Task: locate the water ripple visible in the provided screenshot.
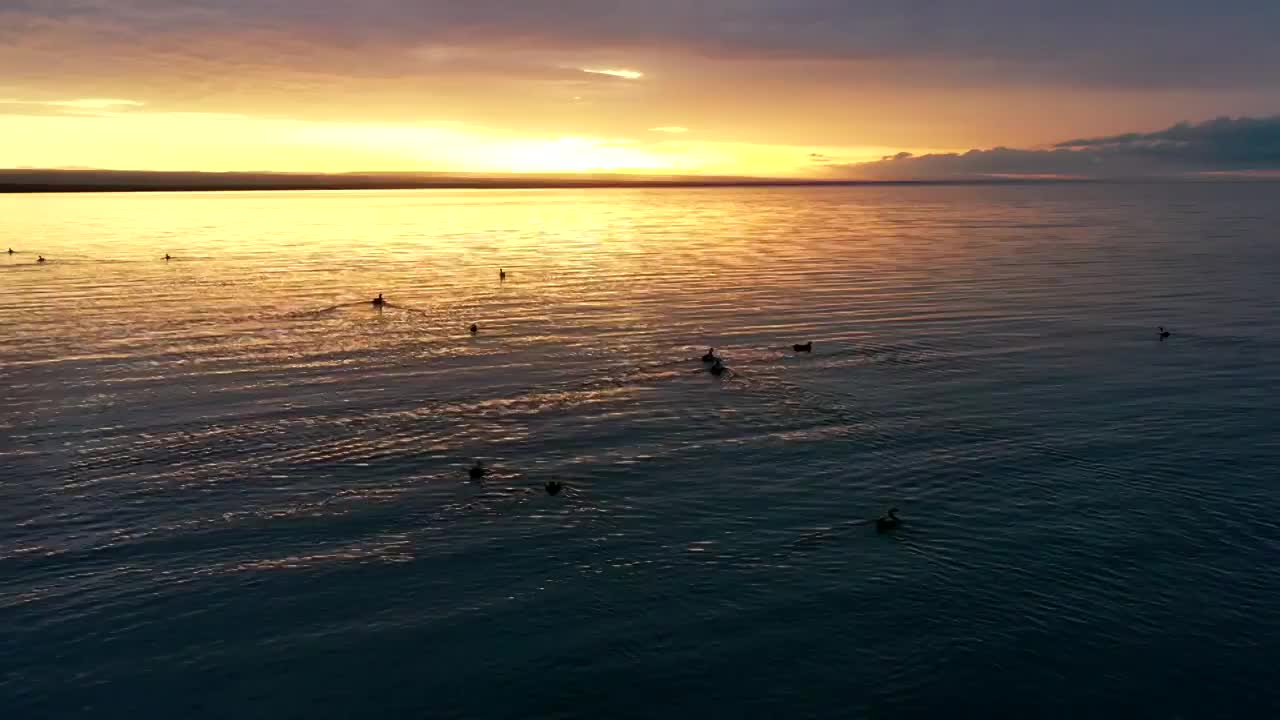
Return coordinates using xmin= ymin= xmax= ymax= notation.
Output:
xmin=4 ymin=184 xmax=1280 ymax=718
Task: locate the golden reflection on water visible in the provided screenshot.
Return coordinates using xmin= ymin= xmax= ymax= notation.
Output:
xmin=0 ymin=188 xmax=913 ymax=372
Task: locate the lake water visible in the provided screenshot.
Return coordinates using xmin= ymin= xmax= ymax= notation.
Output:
xmin=3 ymin=184 xmax=1279 ymax=719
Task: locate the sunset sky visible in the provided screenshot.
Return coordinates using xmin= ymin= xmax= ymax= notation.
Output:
xmin=3 ymin=0 xmax=1279 ymax=178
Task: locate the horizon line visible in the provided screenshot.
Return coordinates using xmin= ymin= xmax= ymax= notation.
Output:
xmin=1 ymin=168 xmax=1271 ymax=194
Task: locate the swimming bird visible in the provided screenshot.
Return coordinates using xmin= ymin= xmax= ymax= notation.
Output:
xmin=372 ymin=293 xmax=385 ymax=307
xmin=499 ymin=268 xmax=506 ymax=281
xmin=792 ymin=341 xmax=813 ymax=353
xmin=701 ymin=347 xmax=717 ymax=363
xmin=875 ymin=508 xmax=902 ymax=534
xmin=470 ymin=323 xmax=479 ymax=334
xmin=36 ymin=255 xmax=46 ymax=263
xmin=6 ymin=248 xmax=12 ymax=255
xmin=164 ymin=254 xmax=171 ymax=261
xmin=468 ymin=461 xmax=487 ymax=480
xmin=545 ymin=479 xmax=564 ymax=496
xmin=709 ymin=358 xmax=727 ymax=377
xmin=1158 ymin=326 xmax=1171 ymax=340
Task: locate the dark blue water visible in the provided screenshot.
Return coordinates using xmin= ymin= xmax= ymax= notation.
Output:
xmin=3 ymin=184 xmax=1279 ymax=718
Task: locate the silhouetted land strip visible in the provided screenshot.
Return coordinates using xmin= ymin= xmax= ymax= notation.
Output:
xmin=0 ymin=169 xmax=1101 ymax=193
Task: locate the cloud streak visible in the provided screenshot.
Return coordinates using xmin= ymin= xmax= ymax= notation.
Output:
xmin=0 ymin=97 xmax=146 ymax=117
xmin=835 ymin=116 xmax=1280 ymax=180
xmin=580 ymin=68 xmax=644 ymax=80
xmin=27 ymin=98 xmax=143 ymax=109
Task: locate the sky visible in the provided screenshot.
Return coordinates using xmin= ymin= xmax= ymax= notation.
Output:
xmin=2 ymin=0 xmax=1279 ymax=178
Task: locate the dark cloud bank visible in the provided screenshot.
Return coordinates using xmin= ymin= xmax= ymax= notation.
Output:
xmin=840 ymin=116 xmax=1280 ymax=180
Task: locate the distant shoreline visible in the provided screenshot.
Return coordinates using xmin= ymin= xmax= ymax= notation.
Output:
xmin=3 ymin=170 xmax=1270 ymax=194
xmin=0 ymin=169 xmax=1112 ymax=194
xmin=0 ymin=180 xmax=1101 ymax=193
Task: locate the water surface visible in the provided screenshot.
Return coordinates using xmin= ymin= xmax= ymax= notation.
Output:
xmin=3 ymin=184 xmax=1279 ymax=718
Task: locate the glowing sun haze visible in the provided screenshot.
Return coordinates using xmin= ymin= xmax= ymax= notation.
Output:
xmin=3 ymin=0 xmax=1279 ymax=178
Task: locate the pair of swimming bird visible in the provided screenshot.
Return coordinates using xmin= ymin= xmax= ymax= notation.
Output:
xmin=9 ymin=248 xmax=45 ymax=262
xmin=370 ymin=294 xmax=479 ymax=333
xmin=704 ymin=344 xmax=906 ymax=532
xmin=469 ymin=461 xmax=563 ymax=495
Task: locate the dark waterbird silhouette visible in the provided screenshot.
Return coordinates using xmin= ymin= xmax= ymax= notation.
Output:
xmin=792 ymin=341 xmax=813 ymax=353
xmin=6 ymin=248 xmax=12 ymax=255
xmin=469 ymin=323 xmax=479 ymax=334
xmin=709 ymin=358 xmax=727 ymax=377
xmin=164 ymin=254 xmax=171 ymax=261
xmin=876 ymin=508 xmax=902 ymax=534
xmin=1158 ymin=326 xmax=1171 ymax=340
xmin=499 ymin=268 xmax=506 ymax=281
xmin=469 ymin=461 xmax=488 ymax=480
xmin=545 ymin=479 xmax=564 ymax=496
xmin=36 ymin=255 xmax=46 ymax=263
xmin=372 ymin=293 xmax=385 ymax=307
xmin=701 ymin=347 xmax=717 ymax=362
